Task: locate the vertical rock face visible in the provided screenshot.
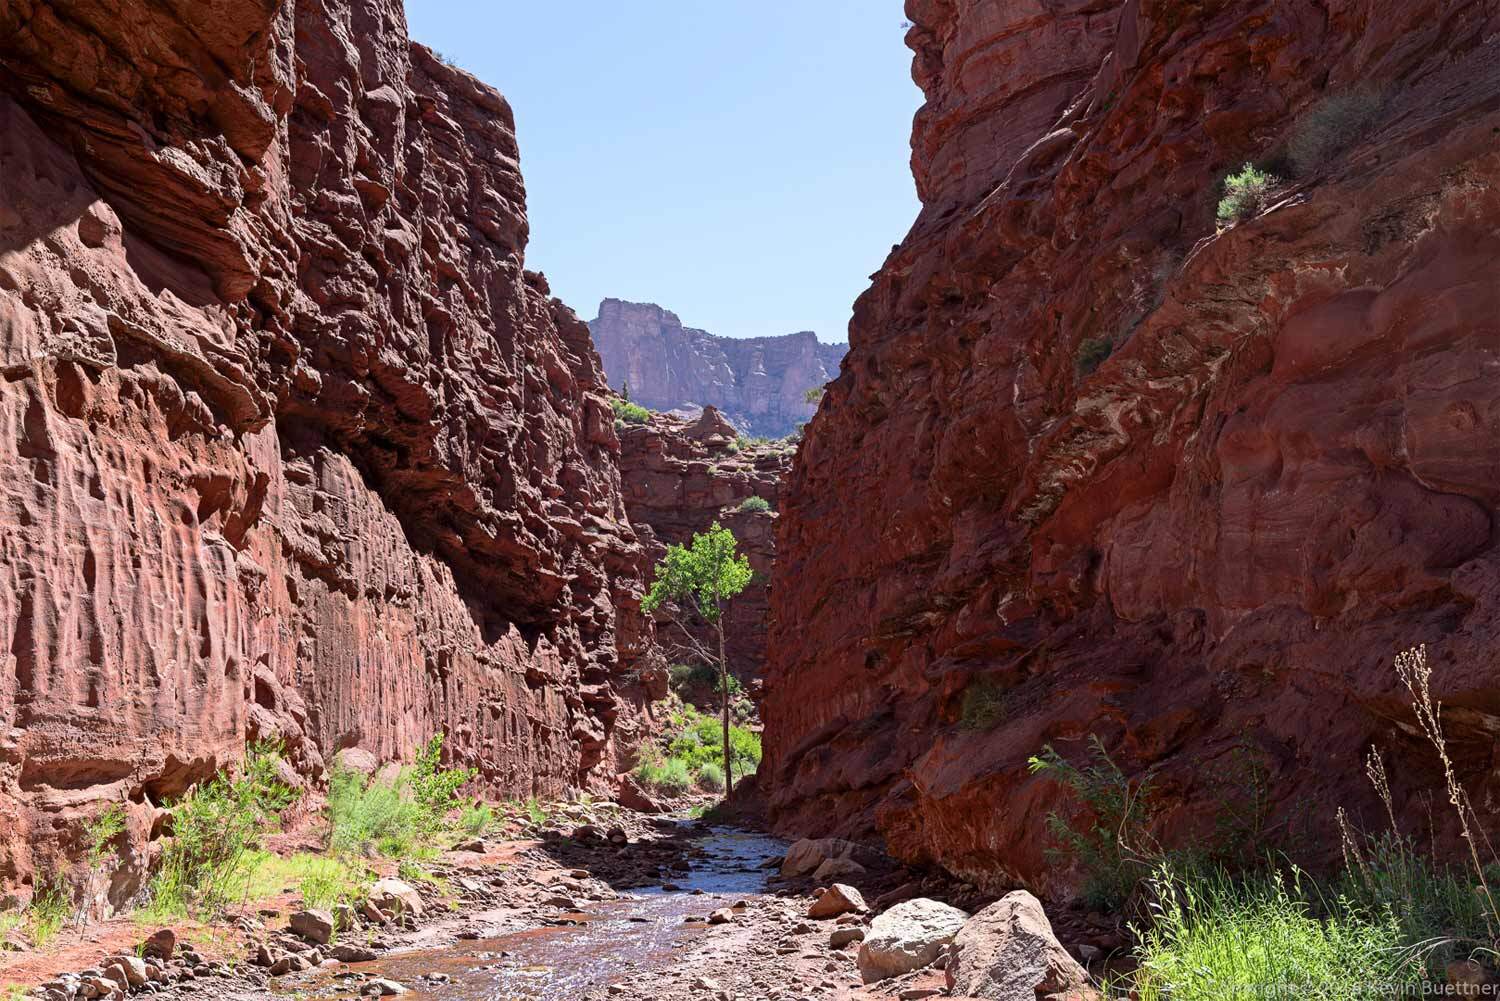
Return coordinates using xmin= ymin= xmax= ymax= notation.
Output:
xmin=765 ymin=0 xmax=1500 ymax=892
xmin=589 ymin=298 xmax=846 ymax=438
xmin=0 ymin=0 xmax=651 ymax=903
xmin=618 ymin=408 xmax=788 ymax=687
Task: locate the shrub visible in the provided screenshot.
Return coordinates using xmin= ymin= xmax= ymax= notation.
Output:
xmin=459 ymin=803 xmax=493 ymax=836
xmin=1028 ymin=736 xmax=1157 ymax=911
xmin=612 ymin=398 xmax=650 ymax=425
xmin=146 ymin=742 xmax=298 ymax=917
xmin=634 ymin=753 xmax=692 ymax=796
xmin=694 ymin=762 xmax=726 ymax=792
xmin=328 ymin=767 xmax=423 ymax=858
xmin=958 ymin=678 xmax=1007 ymax=731
xmin=736 ymin=496 xmax=771 ymax=514
xmin=1133 ymin=865 xmax=1419 ymax=1001
xmin=409 ymin=734 xmax=476 ymax=829
xmin=1287 ymin=89 xmax=1385 ymax=177
xmin=1217 ymin=164 xmax=1280 ymax=224
xmin=524 ymin=797 xmax=548 ymax=827
xmin=1075 ymin=337 xmax=1113 ymax=376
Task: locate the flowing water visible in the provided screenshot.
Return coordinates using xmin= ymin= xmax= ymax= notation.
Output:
xmin=280 ymin=826 xmax=787 ymax=1001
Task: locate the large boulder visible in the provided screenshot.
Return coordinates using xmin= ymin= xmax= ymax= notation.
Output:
xmin=807 ymin=883 xmax=867 ymax=920
xmin=780 ymin=837 xmax=865 ymax=878
xmin=289 ymin=908 xmax=335 ymax=945
xmin=332 ymin=747 xmax=379 ymax=777
xmin=857 ymin=898 xmax=968 ymax=983
xmin=368 ymin=877 xmax=424 ymax=918
xmin=946 ymin=891 xmax=1097 ymax=1000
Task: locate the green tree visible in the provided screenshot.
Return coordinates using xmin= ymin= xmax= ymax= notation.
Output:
xmin=642 ymin=523 xmax=752 ymax=794
xmin=622 ymin=380 xmax=631 ymax=402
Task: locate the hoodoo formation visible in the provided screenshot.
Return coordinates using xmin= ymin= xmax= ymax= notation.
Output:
xmin=0 ymin=1 xmax=653 ymax=902
xmin=764 ymin=0 xmax=1500 ymax=891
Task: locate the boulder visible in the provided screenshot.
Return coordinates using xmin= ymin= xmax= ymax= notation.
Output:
xmin=289 ymin=908 xmax=335 ymax=945
xmin=946 ymin=891 xmax=1098 ymax=1000
xmin=361 ymin=978 xmax=409 ymax=996
xmin=331 ymin=747 xmax=379 ymax=777
xmin=328 ymin=943 xmax=379 ymax=963
xmin=142 ymin=928 xmax=175 ymax=961
xmin=830 ymin=927 xmax=866 ymax=948
xmin=808 ymin=883 xmax=867 ymax=920
xmin=617 ymin=775 xmax=663 ymax=814
xmin=812 ymin=857 xmax=866 ymax=882
xmin=368 ymin=877 xmax=424 ymax=918
xmin=857 ymin=898 xmax=969 ymax=983
xmin=780 ymin=837 xmax=863 ymax=878
xmin=106 ymin=957 xmax=149 ymax=988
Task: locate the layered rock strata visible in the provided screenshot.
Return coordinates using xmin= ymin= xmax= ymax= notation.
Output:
xmin=590 ymin=298 xmax=845 ymax=438
xmin=764 ymin=0 xmax=1500 ymax=893
xmin=0 ymin=1 xmax=651 ymax=904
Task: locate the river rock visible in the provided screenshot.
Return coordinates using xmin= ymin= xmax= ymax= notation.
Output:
xmin=142 ymin=929 xmax=176 ymax=961
xmin=369 ymin=878 xmax=424 ymax=918
xmin=812 ymin=857 xmax=865 ymax=882
xmin=857 ymin=898 xmax=969 ymax=983
xmin=289 ymin=908 xmax=335 ymax=944
xmin=946 ymin=891 xmax=1097 ymax=999
xmin=361 ymin=978 xmax=409 ymax=996
xmin=780 ymin=838 xmax=862 ymax=878
xmin=808 ymin=883 xmax=867 ymax=920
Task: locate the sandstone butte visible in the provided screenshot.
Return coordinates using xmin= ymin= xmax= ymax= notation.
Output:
xmin=0 ymin=0 xmax=660 ymax=904
xmin=589 ymin=297 xmax=846 ymax=439
xmin=763 ymin=0 xmax=1500 ymax=892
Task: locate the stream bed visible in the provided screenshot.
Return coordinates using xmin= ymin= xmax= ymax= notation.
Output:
xmin=280 ymin=826 xmax=788 ymax=1001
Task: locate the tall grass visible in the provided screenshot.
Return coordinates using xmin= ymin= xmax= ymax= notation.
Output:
xmin=328 ymin=734 xmax=475 ymax=858
xmin=1133 ymin=865 xmax=1420 ymax=1001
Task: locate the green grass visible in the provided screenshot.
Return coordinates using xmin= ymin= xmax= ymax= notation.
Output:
xmin=611 ymin=398 xmax=651 ymax=425
xmin=634 ymin=703 xmax=761 ymax=796
xmin=524 ymin=797 xmax=548 ymax=827
xmin=1217 ymin=164 xmax=1280 ymax=224
xmin=328 ymin=734 xmax=474 ymax=859
xmin=240 ymin=852 xmax=370 ymax=911
xmin=458 ymin=803 xmax=493 ymax=836
xmin=693 ymin=762 xmax=725 ymax=792
xmin=1132 ymin=865 xmax=1420 ymax=1001
xmin=634 ymin=755 xmax=691 ymax=795
xmin=23 ymin=876 xmax=71 ymax=947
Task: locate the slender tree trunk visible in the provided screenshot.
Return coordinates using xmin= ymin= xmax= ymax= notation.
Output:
xmin=718 ymin=619 xmax=733 ymax=797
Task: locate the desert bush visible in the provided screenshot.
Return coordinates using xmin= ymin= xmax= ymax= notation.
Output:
xmin=633 ymin=752 xmax=692 ymax=796
xmin=736 ymin=496 xmax=771 ymax=514
xmin=1287 ymin=89 xmax=1386 ymax=177
xmin=24 ymin=875 xmax=72 ymax=947
xmin=146 ymin=742 xmax=298 ymax=917
xmin=612 ymin=398 xmax=650 ymax=425
xmin=694 ymin=761 xmax=726 ymax=792
xmin=958 ymin=677 xmax=1008 ymax=731
xmin=1075 ymin=337 xmax=1113 ymax=376
xmin=459 ymin=803 xmax=493 ymax=836
xmin=1028 ymin=736 xmax=1158 ymax=911
xmin=328 ymin=734 xmax=475 ymax=858
xmin=1217 ymin=164 xmax=1280 ymax=224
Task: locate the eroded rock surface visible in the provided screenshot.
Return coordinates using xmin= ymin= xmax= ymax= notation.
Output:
xmin=618 ymin=408 xmax=789 ymax=686
xmin=590 ymin=298 xmax=845 ymax=438
xmin=764 ymin=0 xmax=1500 ymax=892
xmin=0 ymin=0 xmax=652 ymax=904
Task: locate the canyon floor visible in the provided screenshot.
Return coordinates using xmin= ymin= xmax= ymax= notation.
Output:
xmin=1 ymin=809 xmax=953 ymax=1001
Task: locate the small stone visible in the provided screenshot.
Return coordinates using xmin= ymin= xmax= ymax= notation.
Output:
xmin=361 ymin=978 xmax=409 ymax=996
xmin=808 ymin=883 xmax=867 ymax=920
xmin=830 ymin=927 xmax=865 ymax=949
xmin=268 ymin=957 xmax=293 ymax=976
xmin=708 ymin=908 xmax=734 ymax=925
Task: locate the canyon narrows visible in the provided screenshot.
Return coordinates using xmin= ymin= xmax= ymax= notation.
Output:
xmin=764 ymin=0 xmax=1500 ymax=893
xmin=0 ymin=0 xmax=656 ymax=904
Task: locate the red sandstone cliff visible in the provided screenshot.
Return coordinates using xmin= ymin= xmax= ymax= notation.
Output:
xmin=764 ymin=0 xmax=1500 ymax=894
xmin=0 ymin=1 xmax=651 ymax=905
xmin=618 ymin=407 xmax=788 ymax=689
xmin=590 ymin=298 xmax=845 ymax=439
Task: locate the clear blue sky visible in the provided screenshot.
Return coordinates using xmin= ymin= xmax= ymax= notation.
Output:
xmin=405 ymin=3 xmax=923 ymax=343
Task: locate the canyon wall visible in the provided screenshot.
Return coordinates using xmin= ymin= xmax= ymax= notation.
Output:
xmin=618 ymin=407 xmax=788 ymax=690
xmin=0 ymin=0 xmax=651 ymax=905
xmin=590 ymin=298 xmax=845 ymax=438
xmin=764 ymin=0 xmax=1500 ymax=895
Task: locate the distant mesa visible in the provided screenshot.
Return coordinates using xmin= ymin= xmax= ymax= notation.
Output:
xmin=588 ymin=298 xmax=846 ymax=439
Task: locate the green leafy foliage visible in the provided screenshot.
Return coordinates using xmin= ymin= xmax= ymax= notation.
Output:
xmin=642 ymin=523 xmax=752 ymax=625
xmin=633 ymin=703 xmax=761 ymax=796
xmin=612 ymin=397 xmax=651 ymax=425
xmin=803 ymin=386 xmax=824 ymax=404
xmin=1028 ymin=736 xmax=1156 ymax=911
xmin=24 ymin=875 xmax=71 ymax=947
xmin=328 ymin=733 xmax=475 ymax=858
xmin=147 ymin=742 xmax=298 ymax=918
xmin=736 ymin=495 xmax=771 ymax=514
xmin=459 ymin=803 xmax=493 ymax=836
xmin=1217 ymin=164 xmax=1280 ymax=224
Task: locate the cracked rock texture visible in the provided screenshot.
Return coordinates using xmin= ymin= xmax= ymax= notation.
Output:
xmin=0 ymin=0 xmax=652 ymax=905
xmin=764 ymin=0 xmax=1500 ymax=893
xmin=590 ymin=298 xmax=845 ymax=439
xmin=618 ymin=407 xmax=789 ymax=688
